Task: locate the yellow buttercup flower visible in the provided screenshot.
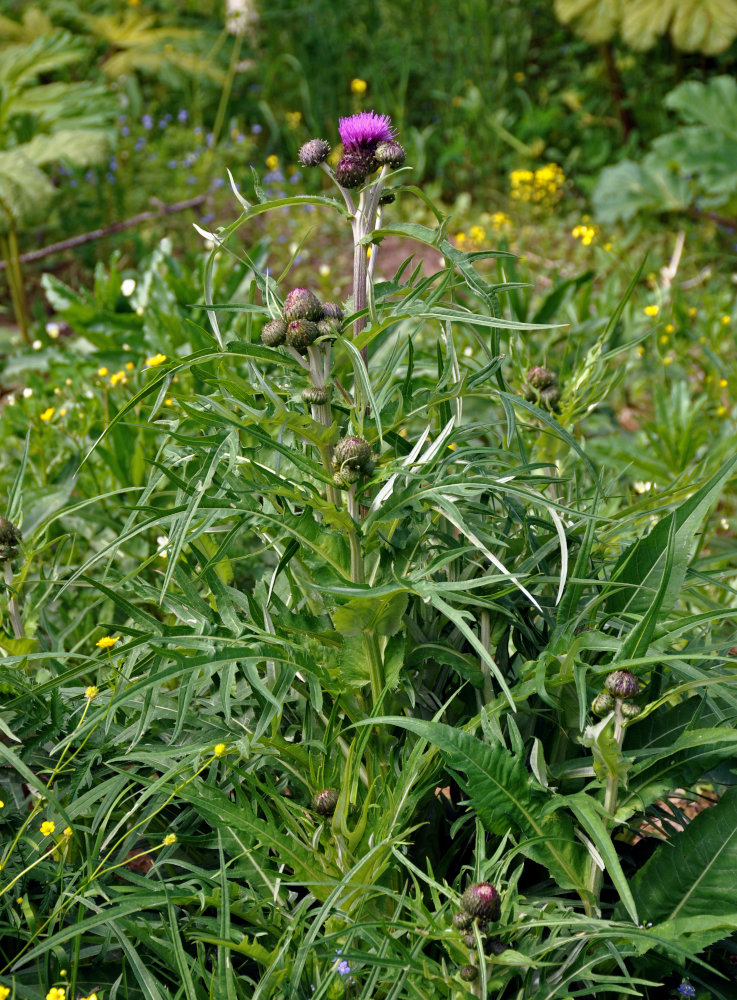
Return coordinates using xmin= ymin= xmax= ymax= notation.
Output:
xmin=40 ymin=820 xmax=56 ymax=836
xmin=97 ymin=367 xmax=109 ymax=377
xmin=125 ymin=361 xmax=135 ymax=371
xmin=0 ymin=986 xmax=10 ymax=1000
xmin=214 ymin=743 xmax=227 ymax=757
xmin=145 ymin=353 xmax=167 ymax=368
xmin=85 ymin=685 xmax=99 ymax=700
xmin=96 ymin=635 xmax=120 ymax=649
xmin=350 ymin=78 xmax=367 ymax=95
xmin=664 ymin=323 xmax=675 ymax=333
xmin=688 ymin=306 xmax=697 ymax=318
xmin=644 ymin=304 xmax=659 ymax=317
xmin=721 ymin=314 xmax=731 ymax=325
xmin=163 ymin=833 xmax=177 ymax=846
xmin=64 ymin=827 xmax=72 ymax=837
xmin=109 ymin=370 xmax=127 ymax=387
xmin=46 ymin=989 xmax=66 ymax=1000
xmin=265 ymin=154 xmax=279 ymax=171
xmin=40 ymin=407 xmax=55 ymax=422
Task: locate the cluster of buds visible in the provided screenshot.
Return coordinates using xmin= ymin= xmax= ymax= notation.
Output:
xmin=523 ymin=366 xmax=560 ymax=412
xmin=261 ymin=288 xmax=343 ymax=357
xmin=451 ymin=882 xmax=506 ymax=972
xmin=0 ymin=517 xmax=21 ymax=563
xmin=592 ymin=669 xmax=642 ymax=719
xmin=299 ymin=111 xmax=406 ymax=190
xmin=332 ymin=435 xmax=374 ymax=490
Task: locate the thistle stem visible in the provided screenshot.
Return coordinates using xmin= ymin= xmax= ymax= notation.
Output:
xmin=3 ymin=561 xmax=24 ymax=640
xmin=588 ymin=700 xmax=625 ymax=911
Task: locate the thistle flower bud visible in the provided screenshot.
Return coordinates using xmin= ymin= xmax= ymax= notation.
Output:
xmin=375 ymin=140 xmax=406 ymax=168
xmin=621 ymin=701 xmax=642 ymax=719
xmin=591 ymin=691 xmax=615 ymax=717
xmin=283 ymin=287 xmax=323 ymax=323
xmin=335 ymin=153 xmax=370 ymax=189
xmin=333 ymin=472 xmax=348 ymax=489
xmin=0 ymin=517 xmax=21 ymax=562
xmin=486 ymin=937 xmax=509 ymax=956
xmin=459 ymin=965 xmax=478 ymax=982
xmin=298 ymin=138 xmax=330 ymax=167
xmin=333 ymin=435 xmax=372 ymax=472
xmin=261 ymin=318 xmax=287 ymax=347
xmin=539 ymin=385 xmax=561 ymax=412
xmin=460 ymin=882 xmax=501 ymax=921
xmin=452 ymin=910 xmax=474 ymax=930
xmin=322 ymin=302 xmax=344 ymax=322
xmin=286 ymin=319 xmax=319 ymax=350
xmin=312 ymin=788 xmax=339 ymax=816
xmin=317 ymin=318 xmax=341 ymax=340
xmin=604 ymin=669 xmax=639 ymax=700
xmin=302 ymin=385 xmax=330 ymax=405
xmin=526 ymin=366 xmax=557 ymax=391
xmin=462 ymin=932 xmax=476 ymax=948
xmin=379 ymin=191 xmax=396 ymax=205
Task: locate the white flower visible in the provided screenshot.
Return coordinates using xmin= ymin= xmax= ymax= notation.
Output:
xmin=23 ymin=387 xmax=33 ymax=398
xmin=633 ymin=480 xmax=652 ymax=494
xmin=121 ymin=278 xmax=137 ymax=297
xmin=226 ymin=0 xmax=258 ymax=35
xmin=46 ymin=322 xmax=60 ymax=338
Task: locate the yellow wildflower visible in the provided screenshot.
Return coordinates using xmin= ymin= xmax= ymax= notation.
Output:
xmin=0 ymin=987 xmax=9 ymax=1000
xmin=721 ymin=314 xmax=731 ymax=325
xmin=689 ymin=306 xmax=697 ymax=318
xmin=719 ymin=378 xmax=728 ymax=387
xmin=109 ymin=371 xmax=127 ymax=387
xmin=659 ymin=334 xmax=669 ymax=345
xmin=455 ymin=232 xmax=467 ymax=245
xmin=603 ymin=242 xmax=613 ymax=251
xmin=664 ymin=323 xmax=675 ymax=333
xmin=125 ymin=361 xmax=135 ymax=371
xmin=716 ymin=405 xmax=728 ymax=416
xmin=80 ymin=995 xmax=99 ymax=1000
xmin=97 ymin=367 xmax=109 ymax=377
xmin=350 ymin=78 xmax=367 ymax=95
xmin=163 ymin=833 xmax=177 ymax=846
xmin=64 ymin=827 xmax=72 ymax=837
xmin=40 ymin=407 xmax=55 ymax=422
xmin=265 ymin=154 xmax=279 ymax=171
xmin=145 ymin=353 xmax=167 ymax=368
xmin=285 ymin=111 xmax=302 ymax=129
xmin=40 ymin=820 xmax=56 ymax=836
xmin=0 ymin=800 xmax=3 ymax=808
xmin=513 ymin=71 xmax=525 ymax=83
xmin=468 ymin=225 xmax=486 ymax=245
xmin=59 ymin=408 xmax=67 ymax=417
xmin=490 ymin=211 xmax=511 ymax=231
xmin=85 ymin=685 xmax=99 ymax=700
xmin=96 ymin=635 xmax=120 ymax=649
xmin=663 ymin=355 xmax=672 ymax=365
xmin=214 ymin=743 xmax=227 ymax=757
xmin=644 ymin=305 xmax=659 ymax=317
xmin=46 ymin=989 xmax=66 ymax=1000
xmin=699 ymin=336 xmax=707 ymax=344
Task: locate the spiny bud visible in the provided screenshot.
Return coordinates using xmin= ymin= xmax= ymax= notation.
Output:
xmin=452 ymin=910 xmax=474 ymax=931
xmin=333 ymin=435 xmax=372 ymax=471
xmin=261 ymin=318 xmax=287 ymax=347
xmin=322 ymin=302 xmax=344 ymax=322
xmin=591 ymin=691 xmax=615 ymax=717
xmin=621 ymin=701 xmax=642 ymax=719
xmin=333 ymin=472 xmax=348 ymax=489
xmin=375 ymin=140 xmax=406 ymax=168
xmin=312 ymin=788 xmax=339 ymax=816
xmin=459 ymin=965 xmax=478 ymax=982
xmin=283 ymin=288 xmax=323 ymax=323
xmin=317 ymin=318 xmax=341 ymax=340
xmin=298 ymin=138 xmax=330 ymax=167
xmin=0 ymin=517 xmax=21 ymax=562
xmin=539 ymin=385 xmax=561 ymax=412
xmin=462 ymin=932 xmax=476 ymax=948
xmin=335 ymin=153 xmax=370 ymax=189
xmin=302 ymin=385 xmax=330 ymax=405
xmin=526 ymin=366 xmax=557 ymax=391
xmin=604 ymin=669 xmax=639 ymax=700
xmin=460 ymin=882 xmax=501 ymax=921
xmin=285 ymin=319 xmax=319 ymax=350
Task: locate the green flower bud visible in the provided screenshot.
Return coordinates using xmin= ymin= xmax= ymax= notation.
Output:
xmin=312 ymin=788 xmax=339 ymax=816
xmin=621 ymin=701 xmax=642 ymax=719
xmin=298 ymin=138 xmax=330 ymax=167
xmin=460 ymin=882 xmax=501 ymax=921
xmin=322 ymin=302 xmax=343 ymax=322
xmin=283 ymin=288 xmax=323 ymax=323
xmin=286 ymin=319 xmax=320 ymax=350
xmin=261 ymin=318 xmax=287 ymax=347
xmin=375 ymin=140 xmax=406 ymax=168
xmin=591 ymin=691 xmax=615 ymax=717
xmin=526 ymin=366 xmax=557 ymax=390
xmin=302 ymin=385 xmax=330 ymax=405
xmin=333 ymin=472 xmax=348 ymax=489
xmin=0 ymin=517 xmax=21 ymax=562
xmin=539 ymin=385 xmax=561 ymax=412
xmin=462 ymin=932 xmax=476 ymax=948
xmin=452 ymin=910 xmax=474 ymax=930
xmin=459 ymin=965 xmax=478 ymax=982
xmin=604 ymin=670 xmax=639 ymax=700
xmin=333 ymin=435 xmax=372 ymax=472
xmin=316 ymin=318 xmax=341 ymax=340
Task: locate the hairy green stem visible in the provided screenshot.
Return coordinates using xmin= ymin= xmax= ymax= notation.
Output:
xmin=3 ymin=561 xmax=24 ymax=639
xmin=588 ymin=700 xmax=625 ymax=911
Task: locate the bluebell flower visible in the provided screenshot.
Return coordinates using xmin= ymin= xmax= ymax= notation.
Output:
xmin=135 ymin=137 xmax=146 ymax=151
xmin=206 ymin=132 xmax=215 ymax=147
xmin=187 ymin=175 xmax=197 ymax=185
xmin=194 ymin=126 xmax=203 ymax=136
xmin=251 ymin=123 xmax=262 ymax=134
xmin=168 ymin=159 xmax=178 ymax=169
xmin=178 ymin=109 xmax=189 ymax=123
xmin=84 ymin=170 xmax=97 ymax=184
xmin=118 ymin=113 xmax=127 ymax=123
xmin=158 ymin=118 xmax=168 ymax=130
xmin=236 ymin=133 xmax=245 ymax=143
xmin=121 ymin=125 xmax=129 ymax=137
xmin=289 ymin=173 xmax=300 ymax=184
xmin=677 ymin=985 xmax=696 ymax=999
xmin=142 ymin=114 xmax=153 ymax=130
xmin=70 ymin=178 xmax=78 ymax=187
xmin=109 ymin=158 xmax=118 ymax=171
xmin=105 ymin=172 xmax=116 ymax=184
xmin=211 ymin=177 xmax=226 ymax=189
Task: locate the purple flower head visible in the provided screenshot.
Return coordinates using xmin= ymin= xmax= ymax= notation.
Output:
xmin=338 ymin=111 xmax=396 ymax=154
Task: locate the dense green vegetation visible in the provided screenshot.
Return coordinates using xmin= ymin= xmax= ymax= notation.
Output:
xmin=1 ymin=2 xmax=736 ymax=999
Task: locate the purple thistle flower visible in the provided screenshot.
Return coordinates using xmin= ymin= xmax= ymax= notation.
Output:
xmin=338 ymin=111 xmax=396 ymax=154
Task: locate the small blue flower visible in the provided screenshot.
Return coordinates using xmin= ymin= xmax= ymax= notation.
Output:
xmin=337 ymin=960 xmax=351 ymax=976
xmin=289 ymin=172 xmax=300 ymax=184
xmin=194 ymin=125 xmax=203 ymax=136
xmin=168 ymin=159 xmax=178 ymax=169
xmin=109 ymin=158 xmax=118 ymax=171
xmin=84 ymin=170 xmax=97 ymax=185
xmin=677 ymin=985 xmax=696 ymax=999
xmin=187 ymin=175 xmax=197 ymax=185
xmin=200 ymin=213 xmax=215 ymax=225
xmin=206 ymin=132 xmax=215 ymax=147
xmin=105 ymin=172 xmax=116 ymax=184
xmin=135 ymin=137 xmax=146 ymax=151
xmin=142 ymin=114 xmax=153 ymax=130
xmin=121 ymin=125 xmax=129 ymax=137
xmin=178 ymin=109 xmax=189 ymax=123
xmin=211 ymin=177 xmax=225 ymax=189
xmin=158 ymin=118 xmax=168 ymax=130
xmin=251 ymin=123 xmax=262 ymax=134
